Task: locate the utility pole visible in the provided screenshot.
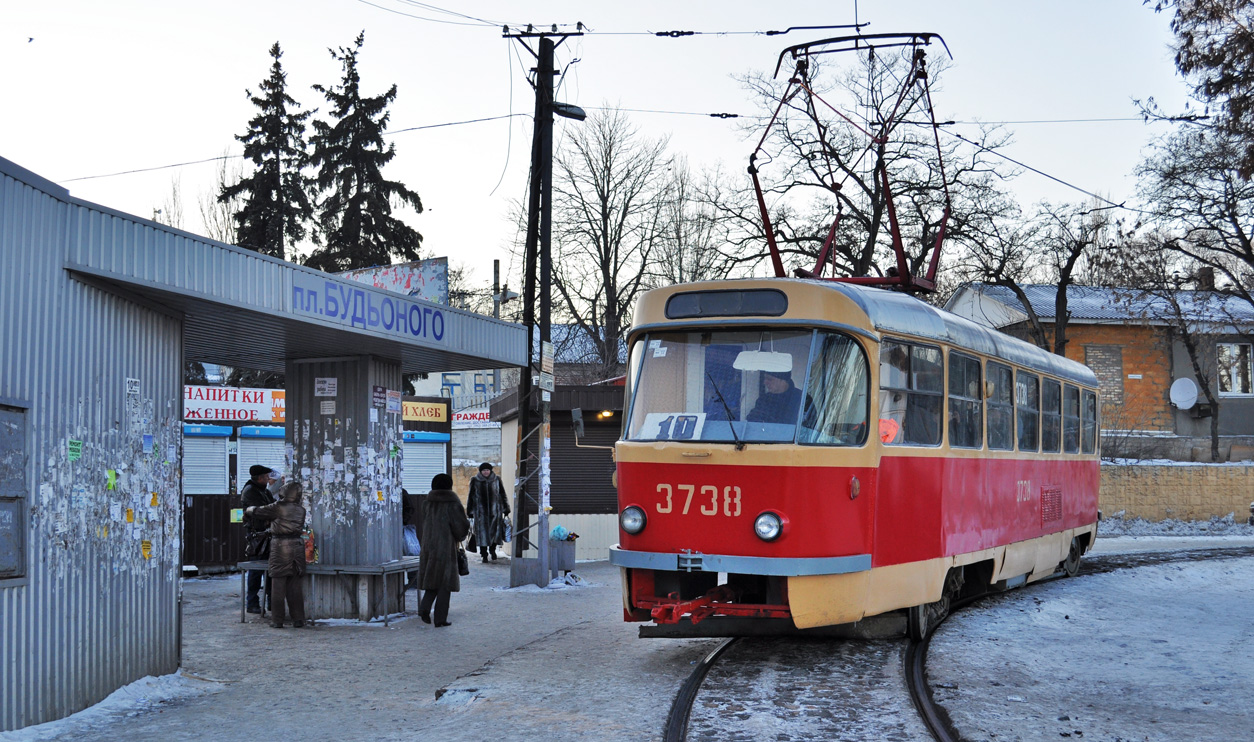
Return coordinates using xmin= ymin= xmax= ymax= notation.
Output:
xmin=504 ymin=26 xmax=584 ymax=585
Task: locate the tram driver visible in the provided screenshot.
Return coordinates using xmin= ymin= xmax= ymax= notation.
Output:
xmin=747 ymin=369 xmax=803 ymax=424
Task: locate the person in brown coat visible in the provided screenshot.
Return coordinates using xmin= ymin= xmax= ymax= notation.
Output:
xmin=245 ymin=482 xmax=308 ymax=628
xmin=418 ymin=473 xmax=470 ymax=627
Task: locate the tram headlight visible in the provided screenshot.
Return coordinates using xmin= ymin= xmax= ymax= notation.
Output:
xmin=620 ymin=506 xmax=647 ymax=535
xmin=754 ymin=511 xmax=783 ymax=542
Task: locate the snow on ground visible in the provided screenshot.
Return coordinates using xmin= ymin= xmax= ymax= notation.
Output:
xmin=1098 ymin=512 xmax=1252 ymax=537
xmin=0 ymin=671 xmax=226 ymax=742
xmin=492 ymin=573 xmax=602 ymax=592
xmin=931 ymin=555 xmax=1254 ymax=741
xmin=1104 ymin=458 xmax=1254 ymax=467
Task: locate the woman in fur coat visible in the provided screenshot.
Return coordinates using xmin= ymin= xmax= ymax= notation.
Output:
xmin=418 ymin=473 xmax=470 ymax=627
xmin=466 ymin=462 xmax=510 ymax=562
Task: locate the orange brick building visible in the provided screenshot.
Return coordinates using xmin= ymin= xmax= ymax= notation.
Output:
xmin=947 ymin=283 xmax=1254 ymax=461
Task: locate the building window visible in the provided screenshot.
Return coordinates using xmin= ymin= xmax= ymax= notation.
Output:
xmin=1084 ymin=345 xmax=1124 ymax=405
xmin=879 ymin=340 xmax=943 ymax=446
xmin=1218 ymin=343 xmax=1253 ymax=396
xmin=0 ymin=404 xmax=28 ymax=582
xmin=948 ymin=352 xmax=983 ymax=449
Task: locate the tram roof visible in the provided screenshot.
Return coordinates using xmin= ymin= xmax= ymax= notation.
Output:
xmin=823 ymin=281 xmax=1098 ymax=387
xmin=633 ymin=278 xmax=1097 ymax=387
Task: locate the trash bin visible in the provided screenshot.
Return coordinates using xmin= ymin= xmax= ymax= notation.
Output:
xmin=549 ymin=539 xmax=576 ymax=573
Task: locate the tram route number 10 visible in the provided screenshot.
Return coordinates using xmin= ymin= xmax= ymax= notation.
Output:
xmin=655 ymin=415 xmax=699 ymax=440
xmin=656 ymin=484 xmax=742 ymax=517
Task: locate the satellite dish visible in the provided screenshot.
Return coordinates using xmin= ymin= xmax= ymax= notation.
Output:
xmin=1170 ymin=378 xmax=1198 ymax=409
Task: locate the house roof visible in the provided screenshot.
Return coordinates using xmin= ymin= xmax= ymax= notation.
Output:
xmin=946 ymin=283 xmax=1254 ymax=331
xmin=544 ymin=324 xmax=629 ymax=365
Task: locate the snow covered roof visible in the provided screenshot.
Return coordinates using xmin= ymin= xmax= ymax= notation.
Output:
xmin=946 ymin=283 xmax=1254 ymax=331
xmin=543 ymin=324 xmax=629 ymax=365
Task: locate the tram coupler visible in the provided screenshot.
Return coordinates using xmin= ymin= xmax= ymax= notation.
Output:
xmin=650 ymin=585 xmax=741 ymax=625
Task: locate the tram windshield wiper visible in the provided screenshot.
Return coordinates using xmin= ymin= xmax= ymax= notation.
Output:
xmin=706 ymin=371 xmax=746 ymax=451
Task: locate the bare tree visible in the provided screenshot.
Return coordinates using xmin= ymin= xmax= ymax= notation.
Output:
xmin=152 ymin=177 xmax=185 ymax=230
xmin=200 ymin=151 xmax=244 ymax=244
xmin=649 ymin=158 xmax=739 ymax=286
xmin=447 ymin=262 xmax=494 ymax=314
xmin=954 ymin=200 xmax=1116 ymax=354
xmin=1119 ymin=243 xmax=1225 ymax=460
xmin=549 ymin=107 xmax=672 ymax=378
xmin=728 ymin=53 xmax=1018 ymax=281
xmin=1139 ymin=126 xmax=1254 ymax=306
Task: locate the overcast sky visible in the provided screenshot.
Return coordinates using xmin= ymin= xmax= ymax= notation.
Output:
xmin=3 ymin=1 xmax=1190 ymax=291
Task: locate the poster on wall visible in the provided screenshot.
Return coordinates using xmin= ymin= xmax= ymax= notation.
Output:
xmin=337 ymin=257 xmax=450 ymax=305
xmin=184 ymin=386 xmax=286 ymax=423
xmin=452 ymin=407 xmax=499 ymax=429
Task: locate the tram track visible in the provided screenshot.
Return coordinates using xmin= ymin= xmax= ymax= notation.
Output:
xmin=662 ymin=544 xmax=1254 ymax=742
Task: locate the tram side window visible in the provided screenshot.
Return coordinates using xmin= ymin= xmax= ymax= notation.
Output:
xmin=1041 ymin=379 xmax=1062 ymax=453
xmin=1082 ymin=389 xmax=1099 ymax=454
xmin=986 ymin=362 xmax=1014 ymax=450
xmin=1063 ymin=385 xmax=1081 ymax=454
xmin=948 ymin=352 xmax=982 ymax=448
xmin=879 ymin=341 xmax=942 ymax=446
xmin=1016 ymin=372 xmax=1040 ymax=452
xmin=799 ymin=332 xmax=869 ymax=446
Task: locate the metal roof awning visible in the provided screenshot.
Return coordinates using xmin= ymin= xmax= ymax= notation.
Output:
xmin=68 ymin=261 xmax=526 ymax=374
xmin=0 ymin=154 xmax=525 ymax=376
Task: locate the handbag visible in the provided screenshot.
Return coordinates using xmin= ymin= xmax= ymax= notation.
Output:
xmin=245 ymin=531 xmax=271 ymax=560
xmin=456 ymin=546 xmax=470 ymax=576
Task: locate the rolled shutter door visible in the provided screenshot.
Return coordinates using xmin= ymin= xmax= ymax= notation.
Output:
xmin=237 ymin=436 xmax=287 ymax=483
xmin=403 ymin=442 xmax=446 ymax=493
xmin=184 ymin=437 xmax=228 ymax=495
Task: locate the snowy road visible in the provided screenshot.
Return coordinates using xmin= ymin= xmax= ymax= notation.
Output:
xmin=3 ymin=532 xmax=1252 ymax=741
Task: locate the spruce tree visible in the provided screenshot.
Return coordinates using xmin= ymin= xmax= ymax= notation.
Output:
xmin=306 ymin=31 xmax=425 ymax=271
xmin=220 ymin=42 xmax=315 ymax=261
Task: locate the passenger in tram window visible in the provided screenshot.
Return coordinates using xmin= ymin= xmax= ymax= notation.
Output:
xmin=903 ymin=393 xmax=941 ymax=445
xmin=878 ymin=390 xmax=907 ymax=442
xmin=746 ymin=369 xmax=802 ymax=424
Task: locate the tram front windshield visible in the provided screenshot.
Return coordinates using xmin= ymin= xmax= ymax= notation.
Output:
xmin=626 ymin=329 xmax=869 ymax=445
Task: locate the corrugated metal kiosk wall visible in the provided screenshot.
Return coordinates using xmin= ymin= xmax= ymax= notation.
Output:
xmin=1 ymin=160 xmax=184 ymax=731
xmin=0 ymin=154 xmax=528 ymax=731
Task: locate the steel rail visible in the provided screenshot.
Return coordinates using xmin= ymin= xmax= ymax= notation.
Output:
xmin=662 ymin=637 xmax=739 ymax=742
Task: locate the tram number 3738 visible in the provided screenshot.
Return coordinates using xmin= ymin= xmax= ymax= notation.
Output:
xmin=656 ymin=483 xmax=743 ymax=517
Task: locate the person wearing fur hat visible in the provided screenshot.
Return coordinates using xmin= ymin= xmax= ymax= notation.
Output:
xmin=747 ymin=369 xmax=803 ymax=424
xmin=466 ymin=462 xmax=511 ymax=562
xmin=419 ymin=473 xmax=470 ymax=627
xmin=244 ymin=482 xmax=307 ymax=628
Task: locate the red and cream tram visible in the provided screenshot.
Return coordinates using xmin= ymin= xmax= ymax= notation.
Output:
xmin=609 ymin=279 xmax=1100 ymax=639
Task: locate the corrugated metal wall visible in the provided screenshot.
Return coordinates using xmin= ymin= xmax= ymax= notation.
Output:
xmin=1 ymin=167 xmax=183 ymax=730
xmin=286 ymin=357 xmax=404 ymax=568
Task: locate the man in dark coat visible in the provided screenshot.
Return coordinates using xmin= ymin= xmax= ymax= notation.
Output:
xmin=245 ymin=482 xmax=307 ymax=628
xmin=747 ymin=370 xmax=803 ymax=424
xmin=240 ymin=464 xmax=277 ymax=613
xmin=419 ymin=473 xmax=470 ymax=627
xmin=466 ymin=462 xmax=510 ymax=562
